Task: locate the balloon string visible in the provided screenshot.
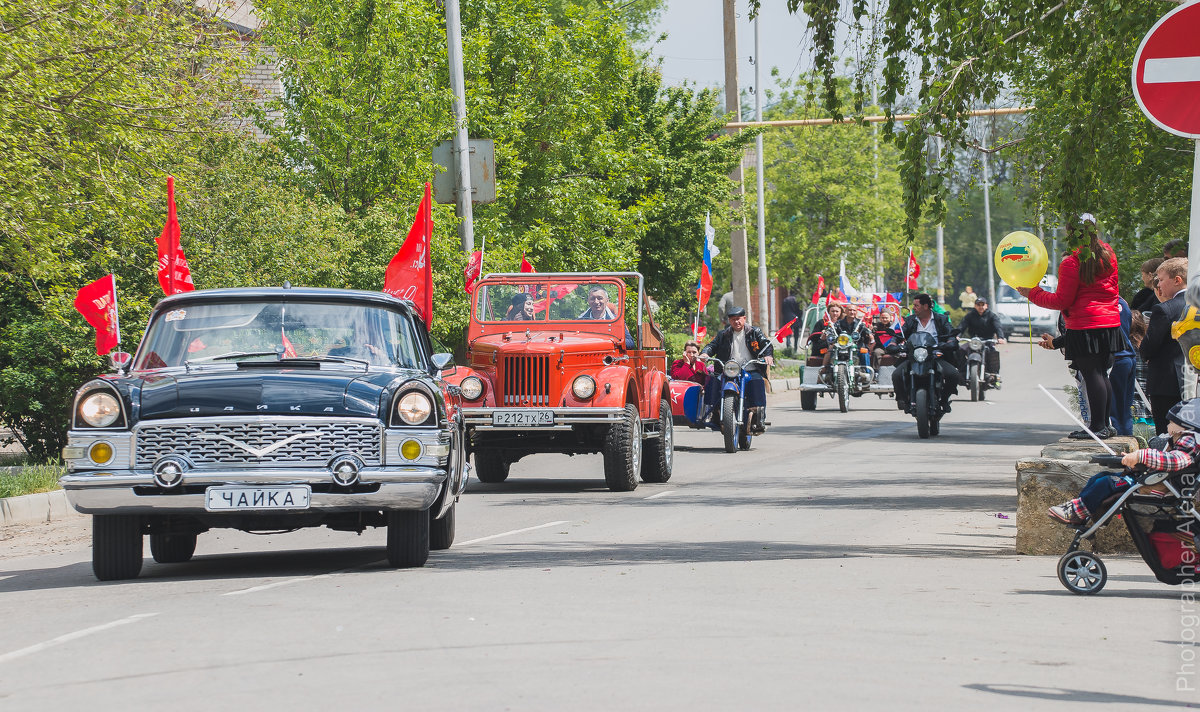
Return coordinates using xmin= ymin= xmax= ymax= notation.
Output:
xmin=1028 ymin=302 xmax=1033 ymax=363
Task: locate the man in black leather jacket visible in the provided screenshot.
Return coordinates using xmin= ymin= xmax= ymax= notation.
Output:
xmin=958 ymin=296 xmax=1005 ymax=376
xmin=699 ymin=306 xmax=775 ymax=431
xmin=891 ymin=293 xmax=961 ymax=412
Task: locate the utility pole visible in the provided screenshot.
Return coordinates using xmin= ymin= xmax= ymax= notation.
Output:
xmin=753 ymin=17 xmax=769 ymax=328
xmin=723 ymin=0 xmax=752 ymax=321
xmin=935 ymin=137 xmax=946 ymax=305
xmin=871 ymin=0 xmax=883 ymax=293
xmin=981 ymin=131 xmax=996 ymax=306
xmin=445 ymin=0 xmax=474 ymax=252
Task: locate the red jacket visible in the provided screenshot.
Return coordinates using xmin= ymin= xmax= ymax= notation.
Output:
xmin=1028 ymin=243 xmax=1120 ymax=330
xmin=669 ymin=358 xmax=708 ymax=386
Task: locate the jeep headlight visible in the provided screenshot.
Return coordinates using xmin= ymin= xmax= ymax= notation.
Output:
xmin=723 ymin=361 xmax=742 ymax=378
xmin=79 ymin=392 xmax=121 ymax=428
xmin=460 ymin=376 xmax=484 ymax=401
xmin=396 ymin=391 xmax=433 ymax=425
xmin=835 ymin=333 xmax=852 ymax=348
xmin=572 ymin=375 xmax=596 ymax=399
xmin=913 ymin=347 xmax=929 ymax=363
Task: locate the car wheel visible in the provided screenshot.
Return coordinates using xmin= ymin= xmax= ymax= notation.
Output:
xmin=387 ymin=508 xmax=430 ymax=568
xmin=93 ymin=514 xmax=143 ymax=581
xmin=430 ymin=502 xmax=455 ymax=550
xmin=473 ymin=448 xmax=510 ymax=483
xmin=603 ymin=403 xmax=642 ymax=491
xmin=720 ymin=393 xmax=737 ymax=453
xmin=800 ymin=390 xmax=817 ymax=411
xmin=149 ymin=533 xmax=196 ymax=564
xmin=641 ymin=398 xmax=673 ymax=483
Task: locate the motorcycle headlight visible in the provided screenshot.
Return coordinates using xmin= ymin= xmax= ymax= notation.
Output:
xmin=79 ymin=392 xmax=121 ymax=427
xmin=969 ymin=337 xmax=982 ymax=351
xmin=723 ymin=361 xmax=742 ymax=378
xmin=836 ymin=334 xmax=851 ymax=348
xmin=572 ymin=375 xmax=596 ymax=400
xmin=396 ymin=391 xmax=433 ymax=425
xmin=459 ymin=376 xmax=484 ymax=401
xmin=913 ymin=347 xmax=929 ymax=363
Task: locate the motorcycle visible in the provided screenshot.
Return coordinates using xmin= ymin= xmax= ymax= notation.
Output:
xmin=890 ymin=330 xmax=957 ymax=439
xmin=820 ymin=321 xmax=874 ymax=413
xmin=705 ymin=357 xmax=769 ymax=453
xmin=962 ymin=337 xmax=1000 ymax=401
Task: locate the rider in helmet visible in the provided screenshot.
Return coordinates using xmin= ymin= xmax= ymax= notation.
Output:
xmin=1048 ymin=398 xmax=1200 ymax=525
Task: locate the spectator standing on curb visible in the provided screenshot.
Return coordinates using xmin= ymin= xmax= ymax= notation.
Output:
xmin=958 ymin=285 xmax=976 ymax=310
xmin=1138 ymin=257 xmax=1188 ymax=434
xmin=1109 ymin=297 xmax=1136 ymax=436
xmin=1130 ymin=257 xmax=1163 ymax=313
xmin=1020 ymin=214 xmax=1121 ymax=439
xmin=718 ymin=290 xmax=735 ymax=328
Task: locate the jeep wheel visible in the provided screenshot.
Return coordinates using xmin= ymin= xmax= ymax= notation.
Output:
xmin=149 ymin=533 xmax=196 ymax=564
xmin=387 ymin=508 xmax=430 ymax=568
xmin=603 ymin=403 xmax=642 ymax=491
xmin=473 ymin=448 xmax=510 ymax=483
xmin=430 ymin=503 xmax=455 ymax=550
xmin=641 ymin=397 xmax=673 ymax=483
xmin=93 ymin=515 xmax=143 ymax=581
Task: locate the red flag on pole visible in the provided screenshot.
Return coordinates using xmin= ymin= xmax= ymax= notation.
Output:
xmin=74 ymin=274 xmax=120 ymax=355
xmin=811 ymin=275 xmax=824 ymax=305
xmin=384 ymin=182 xmax=434 ymax=322
xmin=691 ymin=324 xmax=707 ymax=342
xmin=906 ymin=248 xmax=921 ymax=290
xmin=464 ymin=250 xmax=483 ymax=294
xmin=773 ymin=317 xmax=798 ymax=344
xmin=156 ymin=176 xmax=194 ymax=295
xmin=520 ymin=253 xmax=535 ymax=273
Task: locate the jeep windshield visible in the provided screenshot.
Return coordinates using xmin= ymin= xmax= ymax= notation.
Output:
xmin=474 ymin=281 xmax=623 ymax=323
xmin=133 ymin=301 xmax=424 ymax=371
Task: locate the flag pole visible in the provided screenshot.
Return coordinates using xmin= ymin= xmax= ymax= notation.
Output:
xmin=112 ymin=274 xmax=121 ymax=353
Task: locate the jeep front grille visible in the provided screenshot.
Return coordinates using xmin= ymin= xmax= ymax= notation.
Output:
xmin=501 ymin=355 xmax=551 ymax=406
xmin=135 ymin=419 xmax=382 ymax=469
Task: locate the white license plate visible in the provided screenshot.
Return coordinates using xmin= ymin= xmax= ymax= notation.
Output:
xmin=205 ymin=485 xmax=311 ymax=511
xmin=491 ymin=409 xmax=555 ymax=426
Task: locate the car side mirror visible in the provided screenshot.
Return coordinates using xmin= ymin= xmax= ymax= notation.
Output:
xmin=110 ymin=351 xmax=132 ymax=373
xmin=430 ymin=353 xmax=455 ymax=372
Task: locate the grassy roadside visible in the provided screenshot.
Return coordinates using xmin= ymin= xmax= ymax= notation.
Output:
xmin=0 ymin=456 xmax=65 ymax=499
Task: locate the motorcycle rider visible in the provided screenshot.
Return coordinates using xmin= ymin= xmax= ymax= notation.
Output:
xmin=891 ymin=293 xmax=962 ymax=412
xmin=957 ymin=296 xmax=1005 ymax=380
xmin=872 ymin=307 xmax=904 ymax=374
xmin=699 ymin=306 xmax=775 ymax=433
xmin=819 ymin=304 xmax=873 ymax=383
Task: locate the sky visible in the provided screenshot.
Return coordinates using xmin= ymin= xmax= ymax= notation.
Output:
xmin=644 ymin=2 xmax=824 ymax=105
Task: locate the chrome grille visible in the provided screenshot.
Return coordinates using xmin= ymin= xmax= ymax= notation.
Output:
xmin=501 ymin=355 xmax=551 ymax=406
xmin=135 ymin=419 xmax=382 ymax=468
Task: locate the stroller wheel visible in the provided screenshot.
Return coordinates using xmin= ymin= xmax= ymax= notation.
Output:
xmin=1057 ymin=551 xmax=1107 ymax=595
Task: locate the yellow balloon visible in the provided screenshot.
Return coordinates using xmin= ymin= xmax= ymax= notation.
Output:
xmin=994 ymin=231 xmax=1049 ymax=290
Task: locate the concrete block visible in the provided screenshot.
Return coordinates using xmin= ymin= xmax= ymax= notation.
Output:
xmin=1015 ymin=457 xmax=1136 ymax=555
xmin=1039 ymin=436 xmax=1138 ymax=461
xmin=0 ymin=490 xmax=81 ymax=527
xmin=786 ymin=378 xmax=802 ymax=390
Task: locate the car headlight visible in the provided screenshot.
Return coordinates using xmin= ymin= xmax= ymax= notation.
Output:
xmin=723 ymin=361 xmax=742 ymax=378
xmin=913 ymin=347 xmax=929 ymax=363
xmin=460 ymin=376 xmax=484 ymax=400
xmin=836 ymin=333 xmax=851 ymax=348
xmin=396 ymin=391 xmax=433 ymax=425
xmin=79 ymin=392 xmax=121 ymax=427
xmin=572 ymin=375 xmax=596 ymax=399
xmin=969 ymin=337 xmax=982 ymax=351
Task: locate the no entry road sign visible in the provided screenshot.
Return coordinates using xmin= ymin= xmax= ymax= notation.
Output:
xmin=1133 ymin=1 xmax=1200 ymax=138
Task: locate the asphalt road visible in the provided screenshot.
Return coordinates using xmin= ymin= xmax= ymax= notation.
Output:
xmin=1 ymin=339 xmax=1197 ymax=710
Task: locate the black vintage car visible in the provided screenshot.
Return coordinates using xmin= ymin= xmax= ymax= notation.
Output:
xmin=60 ymin=287 xmax=467 ymax=580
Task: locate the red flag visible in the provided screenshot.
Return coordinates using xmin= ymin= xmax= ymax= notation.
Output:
xmin=906 ymin=248 xmax=921 ymax=290
xmin=811 ymin=275 xmax=824 ymax=305
xmin=692 ymin=324 xmax=708 ymax=342
xmin=773 ymin=317 xmax=798 ymax=344
xmin=464 ymin=250 xmax=483 ymax=294
xmin=282 ymin=333 xmax=297 ymax=358
xmin=384 ymin=182 xmax=434 ymax=322
xmin=74 ymin=275 xmax=120 ymax=355
xmin=156 ymin=176 xmax=195 ymax=295
xmin=520 ymin=253 xmax=535 ymax=273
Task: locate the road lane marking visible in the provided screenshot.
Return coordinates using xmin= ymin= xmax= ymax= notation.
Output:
xmin=0 ymin=613 xmax=158 ymax=664
xmin=458 ymin=520 xmax=569 ymax=546
xmin=222 ymin=573 xmax=336 ymax=597
xmin=1144 ymin=56 xmax=1200 ymax=84
xmin=645 ymin=490 xmax=674 ymax=500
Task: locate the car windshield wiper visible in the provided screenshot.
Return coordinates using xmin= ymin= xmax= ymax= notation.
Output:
xmin=278 ymin=356 xmax=371 ymax=369
xmin=208 ymin=351 xmax=281 ymax=362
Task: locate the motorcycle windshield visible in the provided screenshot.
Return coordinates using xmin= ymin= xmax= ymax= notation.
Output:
xmin=908 ymin=331 xmax=937 ymax=350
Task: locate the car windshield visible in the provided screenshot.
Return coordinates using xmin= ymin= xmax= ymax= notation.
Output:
xmin=133 ymin=301 xmax=423 ymax=371
xmin=474 ymin=281 xmax=623 ymax=323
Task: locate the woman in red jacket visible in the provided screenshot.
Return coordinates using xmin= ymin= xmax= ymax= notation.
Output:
xmin=1018 ymin=214 xmax=1121 ymax=439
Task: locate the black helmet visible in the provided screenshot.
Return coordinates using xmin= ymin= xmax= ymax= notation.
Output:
xmin=1167 ymin=399 xmax=1200 ymax=431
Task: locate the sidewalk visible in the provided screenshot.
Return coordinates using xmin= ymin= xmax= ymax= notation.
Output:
xmin=0 ymin=488 xmax=80 ymax=527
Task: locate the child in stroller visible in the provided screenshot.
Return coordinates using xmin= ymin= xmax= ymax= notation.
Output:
xmin=1047 ymin=398 xmax=1200 ymax=594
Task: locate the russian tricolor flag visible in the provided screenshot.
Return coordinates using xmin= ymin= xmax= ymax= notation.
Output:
xmin=696 ymin=212 xmax=719 ymax=310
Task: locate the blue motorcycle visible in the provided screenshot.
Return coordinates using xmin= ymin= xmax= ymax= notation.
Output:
xmin=702 ymin=357 xmax=769 ymax=453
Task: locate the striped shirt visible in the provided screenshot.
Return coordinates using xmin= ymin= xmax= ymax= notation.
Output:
xmin=1140 ymin=433 xmax=1200 ymax=472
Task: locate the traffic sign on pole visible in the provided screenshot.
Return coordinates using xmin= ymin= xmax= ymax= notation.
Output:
xmin=1132 ymin=1 xmax=1200 ymax=139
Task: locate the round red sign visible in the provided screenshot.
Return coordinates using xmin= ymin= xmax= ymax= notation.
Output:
xmin=1133 ymin=2 xmax=1200 ymax=139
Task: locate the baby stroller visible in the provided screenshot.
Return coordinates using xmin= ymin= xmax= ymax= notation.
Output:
xmin=1056 ymin=445 xmax=1200 ymax=595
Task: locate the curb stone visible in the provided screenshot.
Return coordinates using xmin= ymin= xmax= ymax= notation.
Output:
xmin=0 ymin=490 xmax=82 ymax=527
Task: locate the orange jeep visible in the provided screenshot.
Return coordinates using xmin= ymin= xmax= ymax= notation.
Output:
xmin=449 ymin=272 xmax=672 ymax=491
